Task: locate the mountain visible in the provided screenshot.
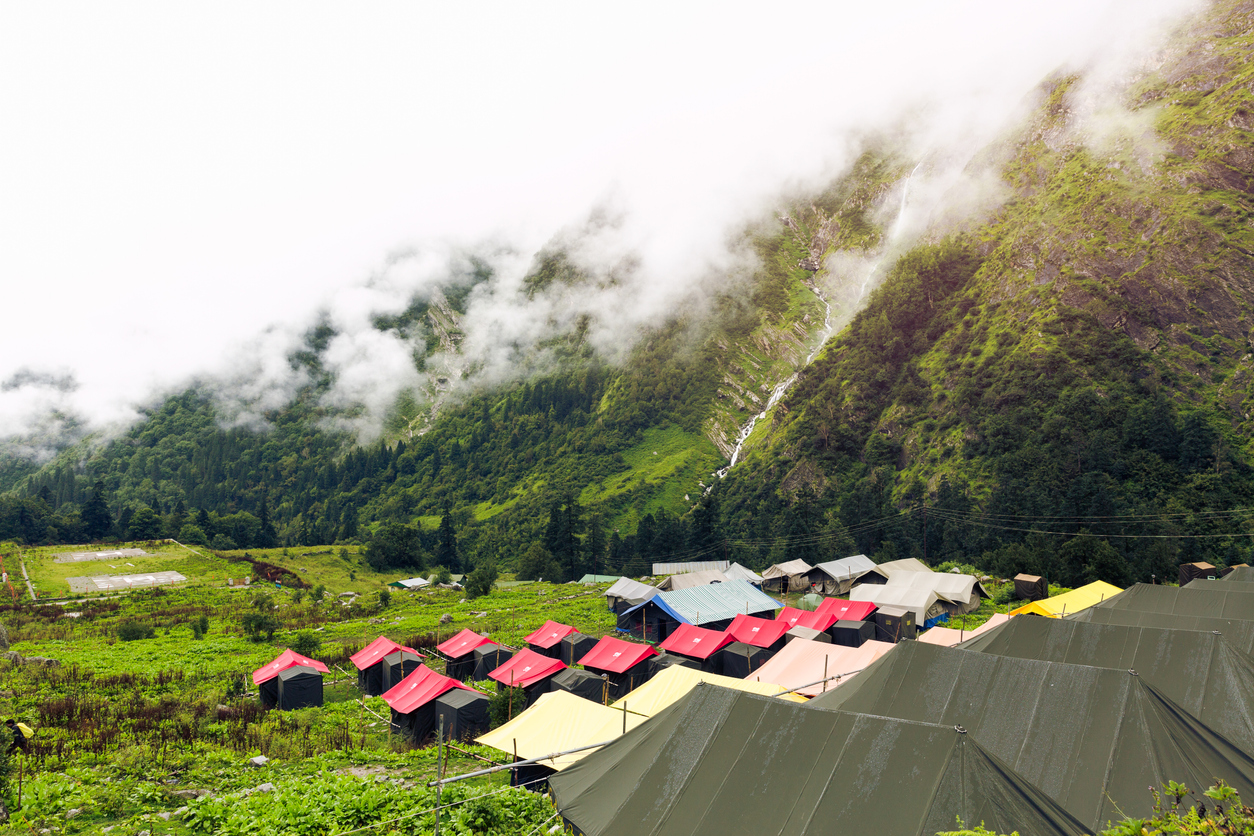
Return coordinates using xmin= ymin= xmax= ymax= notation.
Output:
xmin=5 ymin=0 xmax=1254 ymax=585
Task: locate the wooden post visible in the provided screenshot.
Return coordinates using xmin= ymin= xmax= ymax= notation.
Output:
xmin=434 ymin=715 xmax=444 ymax=836
xmin=822 ymin=657 xmax=828 ymax=693
xmin=622 ymin=702 xmax=627 ymax=734
xmin=509 ymin=671 xmax=515 ymax=720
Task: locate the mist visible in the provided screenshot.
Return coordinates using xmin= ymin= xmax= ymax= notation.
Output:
xmin=0 ymin=0 xmax=1203 ymax=459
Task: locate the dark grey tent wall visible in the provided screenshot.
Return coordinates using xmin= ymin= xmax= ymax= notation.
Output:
xmin=276 ymin=665 xmax=324 ymax=709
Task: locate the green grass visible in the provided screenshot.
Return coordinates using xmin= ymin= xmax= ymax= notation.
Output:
xmin=579 ymin=424 xmax=720 ymax=516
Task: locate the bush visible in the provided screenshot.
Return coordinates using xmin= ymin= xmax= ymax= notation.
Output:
xmin=178 ymin=524 xmax=209 ymax=547
xmin=377 ymin=588 xmax=392 ymax=609
xmin=465 ymin=561 xmax=499 ymax=600
xmin=431 ymin=565 xmax=453 ymax=585
xmin=488 ymin=686 xmax=528 ymax=728
xmin=117 ymin=621 xmax=156 ymax=641
xmin=241 ymin=612 xmax=278 ymax=642
xmin=313 ymin=584 xmax=327 ymax=602
xmin=210 ymin=534 xmax=238 ymax=551
xmin=290 ymin=630 xmax=322 ymax=657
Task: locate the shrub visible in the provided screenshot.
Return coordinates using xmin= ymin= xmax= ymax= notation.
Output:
xmin=241 ymin=612 xmax=278 ymax=642
xmin=465 ymin=561 xmax=499 ymax=600
xmin=117 ymin=621 xmax=155 ymax=641
xmin=431 ymin=565 xmax=453 ymax=586
xmin=377 ymin=588 xmax=391 ymax=609
xmin=290 ymin=630 xmax=322 ymax=658
xmin=488 ymin=686 xmax=528 ymax=728
xmin=313 ymin=584 xmax=327 ymax=602
xmin=210 ymin=534 xmax=238 ymax=551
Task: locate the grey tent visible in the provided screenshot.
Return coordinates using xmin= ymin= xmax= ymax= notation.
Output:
xmin=811 ymin=555 xmax=878 ymax=595
xmin=559 ymin=632 xmax=597 ymax=666
xmin=1224 ymin=566 xmax=1254 ymax=581
xmin=276 ymin=665 xmax=323 ymax=709
xmin=785 ymin=625 xmax=829 ymax=644
xmin=381 ymin=650 xmax=423 ymax=692
xmin=760 ymin=559 xmax=814 ymax=593
xmin=958 ymin=615 xmax=1254 ymax=754
xmin=258 ymin=676 xmax=280 ymax=709
xmin=719 ymin=641 xmax=773 ymax=678
xmin=1074 ymin=606 xmax=1254 ymax=656
xmin=655 ymin=569 xmax=729 ymax=591
xmin=873 ymin=604 xmax=916 ymax=642
xmin=551 ymin=667 xmax=609 ymax=703
xmin=471 ymin=645 xmax=514 ymax=681
xmin=831 ymin=619 xmax=876 ymax=647
xmin=549 ymin=684 xmax=1088 ymax=836
xmin=433 ymin=689 xmax=490 ymax=742
xmin=604 ymin=577 xmax=658 ymax=614
xmin=647 ymin=651 xmax=701 ymax=677
xmin=1185 ymin=578 xmax=1254 ymax=593
xmin=1014 ymin=573 xmax=1048 ymax=601
xmin=1180 ymin=561 xmax=1218 ymax=586
xmin=808 ymin=640 xmax=1254 ymax=832
xmin=1086 ymin=582 xmax=1254 ymax=621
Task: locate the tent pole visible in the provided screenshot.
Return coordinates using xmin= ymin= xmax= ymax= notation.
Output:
xmin=434 ymin=715 xmax=444 ymax=836
xmin=822 ymin=657 xmax=828 ymax=693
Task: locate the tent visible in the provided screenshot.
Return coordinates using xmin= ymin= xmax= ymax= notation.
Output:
xmin=1180 ymin=561 xmax=1218 ymax=586
xmin=785 ymin=625 xmax=829 ymax=644
xmin=855 ymin=556 xmax=933 ymax=585
xmin=608 ymin=663 xmax=805 ymax=718
xmin=471 ymin=644 xmax=514 ymax=681
xmin=810 ymin=555 xmax=878 ymax=595
xmin=798 ymin=592 xmax=824 ymax=610
xmin=1014 ymin=573 xmax=1048 ymax=601
xmin=603 ymin=577 xmax=657 ymax=614
xmin=524 ymin=620 xmax=578 ymax=658
xmin=578 ymin=636 xmax=658 ymax=699
xmin=275 ymin=665 xmax=323 ymax=709
xmin=1074 ymin=606 xmax=1254 ymax=656
xmin=576 ymin=574 xmax=619 ymax=584
xmin=1185 ymin=578 xmax=1254 ymax=594
xmin=723 ymin=562 xmax=764 ymax=585
xmin=808 ymin=640 xmax=1254 ymax=832
xmin=724 ymin=613 xmax=790 ymax=652
xmin=382 ymin=665 xmax=479 ymax=742
xmin=558 ymin=632 xmax=597 ymax=665
xmin=433 ymin=688 xmax=490 ymax=742
xmin=616 ymin=580 xmax=780 ymax=641
xmin=349 ymin=636 xmax=422 ymax=696
xmin=551 ymin=668 xmax=609 ymax=703
xmin=646 ymin=652 xmax=699 ymax=678
xmin=814 ymin=598 xmax=877 ymax=623
xmin=958 ymin=615 xmax=1254 ymax=754
xmin=549 ymin=685 xmax=1089 ymax=836
xmin=916 ymin=613 xmax=1009 ymax=647
xmin=651 ymin=560 xmax=729 ymax=575
xmin=831 ymin=619 xmax=876 ymax=647
xmin=1009 ymin=580 xmax=1122 ymax=618
xmin=776 ymin=607 xmax=839 ymax=634
xmin=657 ymin=623 xmax=735 ymax=673
xmin=253 ymin=649 xmax=330 ymax=708
xmin=719 ymin=641 xmax=773 ymax=678
xmin=1224 ymin=566 xmax=1254 ymax=582
xmin=885 ymin=570 xmax=989 ymax=616
xmin=760 ymin=559 xmax=814 ymax=593
xmin=488 ymin=648 xmax=566 ymax=705
xmin=388 ymin=577 xmax=430 ymax=590
xmin=436 ymin=629 xmax=497 ymax=680
xmin=850 ymin=583 xmax=942 ymax=627
xmin=381 ymin=649 xmax=424 ymax=692
xmin=1082 ymin=582 xmax=1254 ymax=621
xmin=873 ymin=604 xmax=916 ymax=642
xmin=654 ymin=569 xmax=729 ymax=591
xmin=751 ymin=636 xmax=893 ymax=697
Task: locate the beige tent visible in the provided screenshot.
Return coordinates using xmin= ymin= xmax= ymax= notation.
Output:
xmin=761 ymin=559 xmax=814 ymax=593
xmin=477 ymin=690 xmax=647 ymax=771
xmin=886 ymin=571 xmax=988 ymax=616
xmin=850 ymin=583 xmax=945 ymax=625
xmin=750 ymin=637 xmax=895 ymax=697
xmin=608 ymin=664 xmax=805 ymax=718
xmin=916 ymin=613 xmax=1009 ymax=647
xmin=810 ymin=555 xmax=877 ymax=595
xmin=655 ymin=569 xmax=729 ymax=591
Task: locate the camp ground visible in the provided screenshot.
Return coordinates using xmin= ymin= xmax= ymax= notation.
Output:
xmin=808 ymin=640 xmax=1254 ymax=832
xmin=1009 ymin=579 xmax=1122 ymax=617
xmin=749 ymin=636 xmax=894 ymax=697
xmin=548 ymin=685 xmax=1089 ymax=836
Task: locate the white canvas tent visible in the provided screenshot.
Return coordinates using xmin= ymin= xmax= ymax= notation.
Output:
xmin=886 ymin=571 xmax=988 ymax=615
xmin=604 ymin=577 xmax=658 ymax=614
xmin=656 ymin=569 xmax=729 ymax=591
xmin=811 ymin=555 xmax=877 ymax=595
xmin=723 ymin=563 xmax=764 ymax=585
xmin=850 ymin=584 xmax=945 ymax=626
xmin=761 ymin=559 xmax=814 ymax=593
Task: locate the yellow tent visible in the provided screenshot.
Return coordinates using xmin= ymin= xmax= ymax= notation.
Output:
xmin=476 ymin=691 xmax=647 ymax=771
xmin=1009 ymin=580 xmax=1122 ymax=618
xmin=609 ymin=664 xmax=807 ymax=718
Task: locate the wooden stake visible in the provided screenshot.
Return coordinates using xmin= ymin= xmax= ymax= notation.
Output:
xmin=434 ymin=715 xmax=444 ymax=836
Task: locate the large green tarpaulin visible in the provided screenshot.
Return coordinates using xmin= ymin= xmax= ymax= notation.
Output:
xmin=808 ymin=640 xmax=1254 ymax=831
xmin=959 ymin=616 xmax=1254 ymax=755
xmin=1072 ymin=605 xmax=1254 ymax=655
xmin=549 ymin=684 xmax=1087 ymax=836
xmin=1085 ymin=582 xmax=1254 ymax=620
xmin=1185 ymin=578 xmax=1254 ymax=594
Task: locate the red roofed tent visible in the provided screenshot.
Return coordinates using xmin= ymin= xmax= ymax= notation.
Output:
xmin=489 ymin=648 xmax=567 ymax=705
xmin=776 ymin=607 xmax=809 ymax=628
xmin=725 ymin=614 xmax=790 ymax=652
xmin=524 ymin=620 xmax=578 ymax=658
xmin=252 ymin=649 xmax=330 ymax=709
xmin=658 ymin=623 xmax=735 ymax=674
xmin=382 ymin=665 xmax=479 ymax=742
xmin=792 ymin=610 xmax=839 ymax=632
xmin=815 ymin=598 xmax=878 ymax=623
xmin=350 ymin=636 xmax=423 ymax=696
xmin=578 ymin=636 xmax=658 ymax=700
xmin=437 ymin=629 xmax=498 ymax=680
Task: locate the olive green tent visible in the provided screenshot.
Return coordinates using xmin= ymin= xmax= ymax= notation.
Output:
xmin=1224 ymin=566 xmax=1254 ymax=582
xmin=1184 ymin=578 xmax=1254 ymax=594
xmin=1086 ymin=582 xmax=1254 ymax=620
xmin=1073 ymin=605 xmax=1254 ymax=656
xmin=549 ymin=684 xmax=1088 ymax=836
xmin=808 ymin=640 xmax=1254 ymax=832
xmin=960 ymin=615 xmax=1254 ymax=754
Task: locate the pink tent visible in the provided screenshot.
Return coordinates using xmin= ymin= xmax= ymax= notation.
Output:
xmin=749 ymin=637 xmax=895 ymax=697
xmin=252 ymin=649 xmax=329 ymax=685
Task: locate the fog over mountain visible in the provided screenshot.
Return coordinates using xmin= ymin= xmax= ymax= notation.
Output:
xmin=0 ymin=0 xmax=1200 ymax=458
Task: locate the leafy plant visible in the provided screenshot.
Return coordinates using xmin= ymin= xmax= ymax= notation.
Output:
xmin=117 ymin=620 xmax=156 ymax=641
xmin=289 ymin=630 xmax=322 ymax=658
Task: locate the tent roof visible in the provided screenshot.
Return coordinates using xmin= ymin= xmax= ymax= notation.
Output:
xmin=957 ymin=614 xmax=1254 ymax=754
xmin=603 ymin=577 xmax=657 ymax=605
xmin=381 ymin=664 xmax=477 ymax=714
xmin=1015 ymin=573 xmax=1043 ymax=583
xmin=808 ymin=640 xmax=1254 ymax=831
xmin=812 ymin=555 xmax=877 ymax=583
xmin=350 ymin=635 xmax=422 ymax=670
xmin=867 ymin=557 xmax=933 ymax=580
xmin=578 ymin=636 xmax=657 ymax=673
xmin=886 ymin=570 xmax=987 ymax=604
xmin=252 ymin=649 xmax=329 ymax=685
xmin=1074 ymin=605 xmax=1254 ymax=655
xmin=723 ymin=562 xmax=764 ymax=584
xmin=776 ymin=606 xmax=839 ymax=632
xmin=849 ymin=584 xmax=938 ymax=623
xmin=608 ymin=664 xmax=805 ymax=717
xmin=277 ymin=664 xmax=321 ymax=681
xmin=750 ymin=637 xmax=895 ymax=697
xmin=620 ymin=579 xmax=780 ymax=627
xmin=524 ymin=620 xmax=578 ymax=649
xmin=576 ymin=574 xmax=619 ymax=584
xmin=488 ymin=647 xmax=566 ymax=689
xmin=1009 ymin=580 xmax=1122 ymax=617
xmin=436 ymin=628 xmax=496 ymax=659
xmin=760 ymin=558 xmax=813 ymax=579
xmin=814 ymin=598 xmax=877 ymax=622
xmin=1225 ymin=566 xmax=1254 ymax=583
xmin=550 ymin=685 xmax=1089 ymax=836
xmin=725 ymin=613 xmax=790 ymax=648
xmin=477 ymin=690 xmax=648 ymax=771
xmin=657 ymin=623 xmax=735 ymax=660
xmin=389 ymin=576 xmax=430 ymax=589
xmin=657 ymin=569 xmax=729 ymax=591
xmin=916 ymin=613 xmax=1009 ymax=647
xmin=651 ymin=560 xmax=729 ymax=575
xmin=1083 ymin=582 xmax=1254 ymax=621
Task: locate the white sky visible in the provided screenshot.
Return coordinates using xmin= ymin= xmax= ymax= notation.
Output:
xmin=0 ymin=0 xmax=1200 ymax=449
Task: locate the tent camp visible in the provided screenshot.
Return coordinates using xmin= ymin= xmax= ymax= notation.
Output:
xmin=1074 ymin=606 xmax=1254 ymax=656
xmin=524 ymin=620 xmax=578 ymax=658
xmin=551 ymin=667 xmax=609 ymax=703
xmin=723 ymin=562 xmax=764 ymax=585
xmin=253 ymin=650 xmax=330 ymax=709
xmin=350 ymin=636 xmax=423 ymax=696
xmin=958 ymin=615 xmax=1254 ymax=754
xmin=916 ymin=613 xmax=1009 ymax=647
xmin=808 ymin=640 xmax=1254 ymax=832
xmin=608 ymin=663 xmax=805 ymax=717
xmin=436 ymin=629 xmax=498 ymax=680
xmin=578 ymin=636 xmax=658 ymax=699
xmin=382 ymin=665 xmax=479 ymax=742
xmin=760 ymin=559 xmax=814 ymax=593
xmin=1083 ymin=582 xmax=1254 ymax=621
xmin=810 ymin=555 xmax=878 ymax=595
xmin=603 ymin=577 xmax=657 ymax=614
xmin=657 ymin=623 xmax=735 ymax=673
xmin=814 ymin=598 xmax=877 ymax=623
xmin=275 ymin=665 xmax=323 ymax=709
xmin=1180 ymin=561 xmax=1218 ymax=586
xmin=488 ymin=648 xmax=566 ymax=705
xmin=381 ymin=649 xmax=424 ymax=692
xmin=559 ymin=632 xmax=597 ymax=665
xmin=550 ymin=685 xmax=1088 ymax=836
xmin=616 ymin=580 xmax=780 ymax=641
xmin=850 ymin=583 xmax=944 ymax=627
xmin=654 ymin=569 xmax=729 ymax=591
xmin=886 ymin=570 xmax=989 ymax=616
xmin=724 ymin=613 xmax=790 ymax=652
xmin=1014 ymin=573 xmax=1048 ymax=601
xmin=750 ymin=636 xmax=895 ymax=697
xmin=433 ymin=688 xmax=490 ymax=742
xmin=470 ymin=644 xmax=514 ymax=681
xmin=1009 ymin=580 xmax=1122 ymax=618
